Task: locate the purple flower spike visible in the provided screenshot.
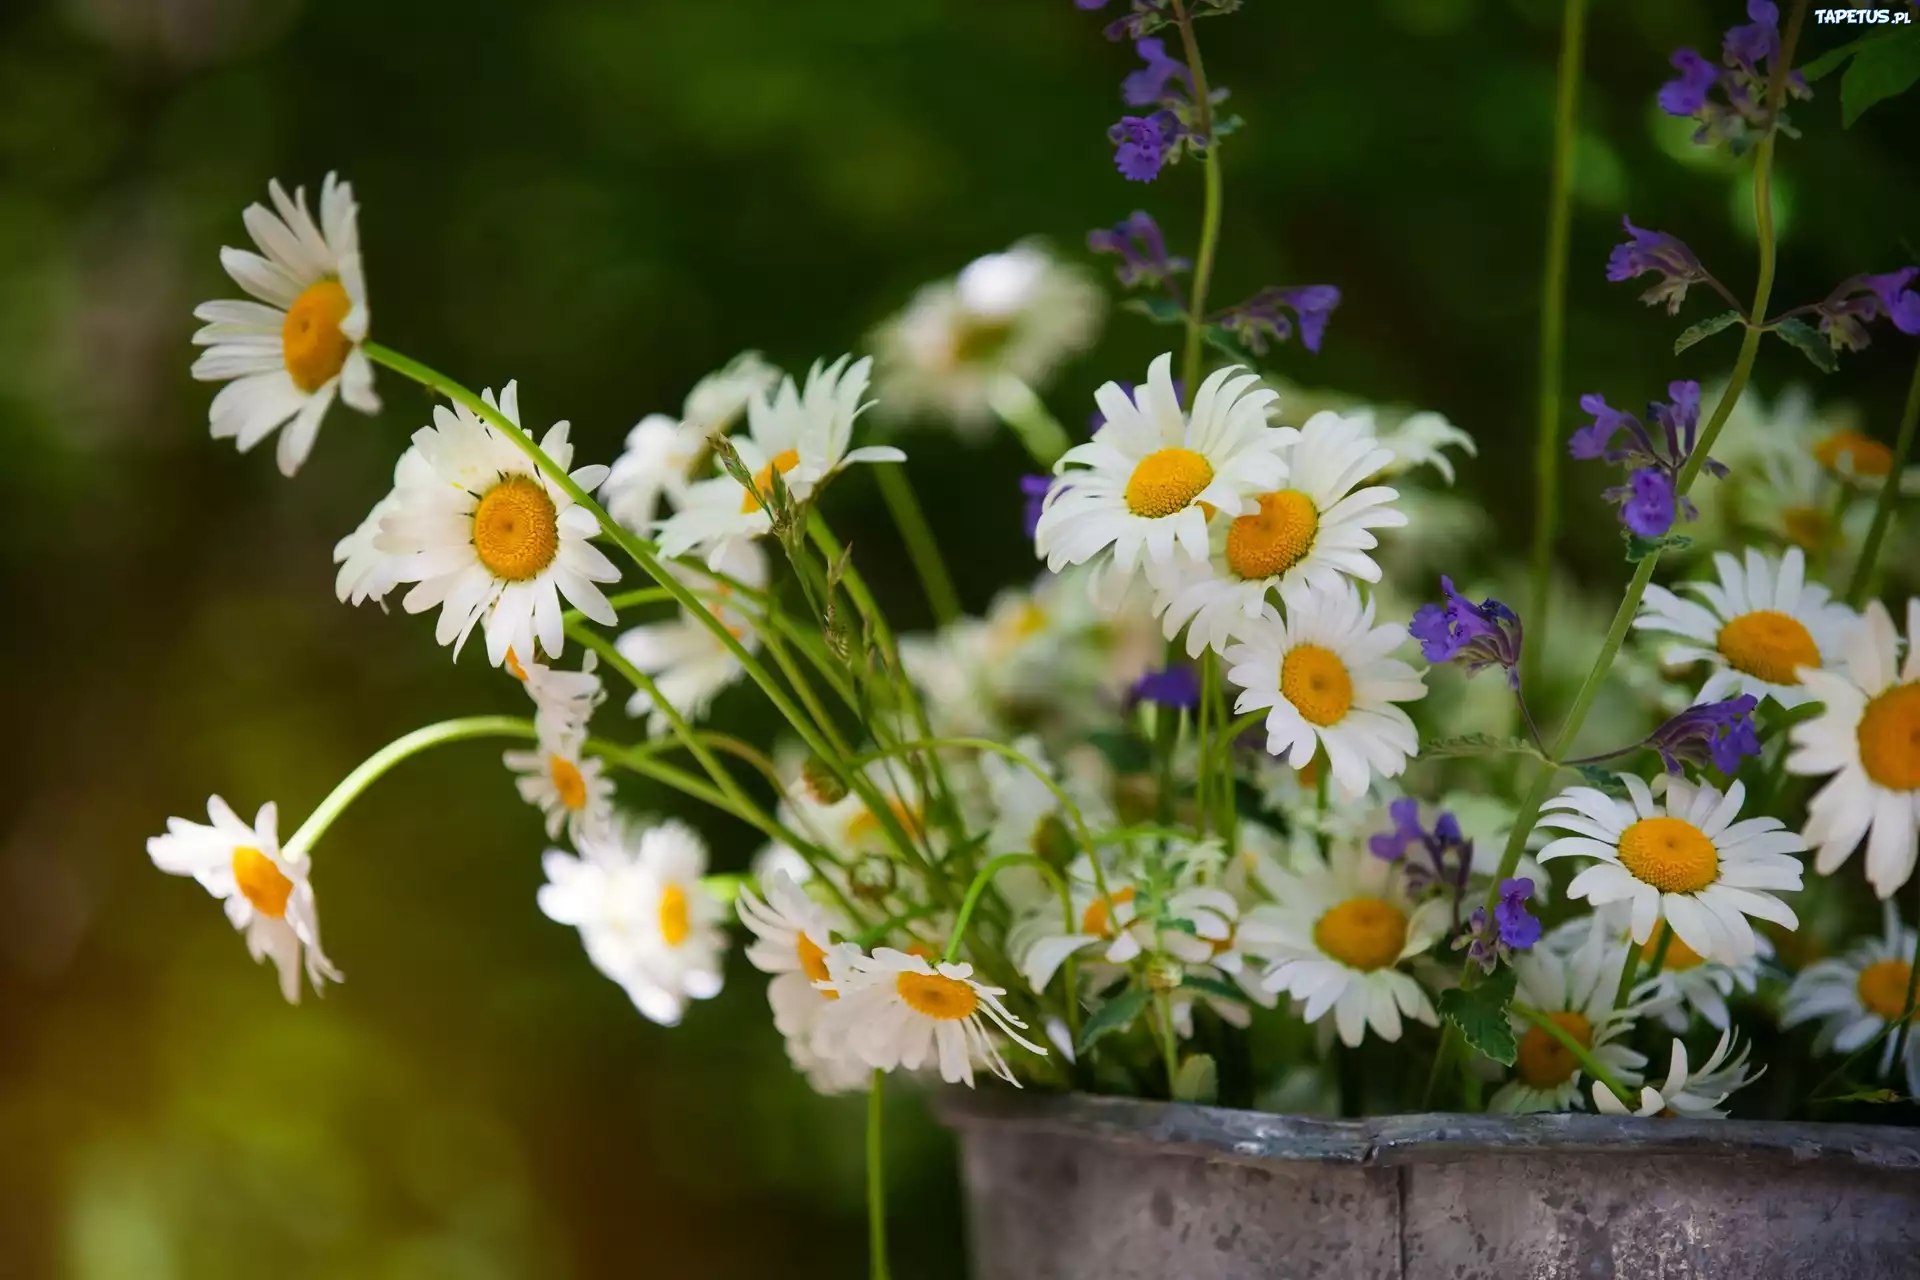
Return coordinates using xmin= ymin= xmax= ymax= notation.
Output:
xmin=1409 ymin=576 xmax=1524 ymax=687
xmin=1109 ymin=113 xmax=1179 ymax=182
xmin=1812 ymin=268 xmax=1920 ymax=354
xmin=1866 ymin=270 xmax=1920 ymax=336
xmin=1659 ymin=0 xmax=1811 ymax=151
xmin=1130 ymin=664 xmax=1200 ymax=710
xmin=1493 ymin=878 xmax=1542 ymax=951
xmin=1659 ymin=48 xmax=1719 ymax=117
xmin=1620 ymin=468 xmax=1678 ymax=538
xmin=1087 ymin=211 xmax=1192 ymax=291
xmin=1122 ymin=37 xmax=1191 ymax=107
xmin=1020 ymin=474 xmax=1053 ymax=539
xmin=1724 ymin=0 xmax=1781 ymax=72
xmin=1647 ymin=695 xmax=1762 ymax=776
xmin=1606 ymin=219 xmax=1710 ymax=315
xmin=1570 ymin=393 xmax=1637 ymax=460
xmin=1369 ymin=797 xmax=1425 ymax=862
xmin=1212 ymin=285 xmax=1343 ymax=357
xmin=1572 ymin=382 xmax=1718 ymax=541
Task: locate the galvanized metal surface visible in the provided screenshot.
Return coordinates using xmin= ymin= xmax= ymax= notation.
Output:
xmin=939 ymin=1091 xmax=1920 ymax=1280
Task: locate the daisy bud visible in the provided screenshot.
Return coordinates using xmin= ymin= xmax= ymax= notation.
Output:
xmin=1146 ymin=956 xmax=1185 ymax=993
xmin=802 ymin=754 xmax=850 ymax=805
xmin=849 ymin=854 xmax=897 ymax=903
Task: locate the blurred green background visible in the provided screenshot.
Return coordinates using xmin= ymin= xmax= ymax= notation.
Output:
xmin=2 ymin=0 xmax=1917 ymax=1275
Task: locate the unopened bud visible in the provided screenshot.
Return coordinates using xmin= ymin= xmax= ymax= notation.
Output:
xmin=849 ymin=855 xmax=897 ymax=903
xmin=1145 ymin=956 xmax=1185 ymax=994
xmin=801 ymin=754 xmax=849 ymax=805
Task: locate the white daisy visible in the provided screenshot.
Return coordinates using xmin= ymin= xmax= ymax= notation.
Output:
xmin=1373 ymin=409 xmax=1476 ymax=485
xmin=737 ymin=869 xmax=849 ymax=1044
xmin=1035 ymin=354 xmax=1290 ymax=600
xmin=1152 ymin=410 xmax=1405 ymax=658
xmin=1537 ymin=775 xmax=1804 ymax=964
xmin=1633 ymin=547 xmax=1858 ymax=708
xmin=509 ymin=649 xmax=604 ymax=740
xmin=504 ymin=720 xmax=614 ymax=840
xmin=147 ymin=796 xmax=341 ymax=1003
xmin=191 ymin=174 xmax=379 ymax=475
xmin=332 ymin=445 xmax=428 ymax=607
xmin=375 ymin=381 xmax=620 ymax=667
xmin=1012 ymin=857 xmax=1238 ymax=994
xmin=1626 ymin=918 xmax=1769 ymax=1033
xmin=1491 ymin=925 xmax=1645 ymax=1113
xmin=1239 ymin=840 xmax=1447 ymax=1047
xmin=616 ymin=540 xmax=767 ymax=735
xmin=1781 ymin=902 xmax=1920 ymax=1097
xmin=871 ymin=241 xmax=1103 ymax=436
xmin=1592 ymin=1028 xmax=1759 ymax=1118
xmin=1788 ymin=599 xmax=1920 ymax=898
xmin=1224 ymin=578 xmax=1426 ymax=802
xmin=599 ymin=351 xmax=782 ymax=532
xmin=655 ymin=356 xmax=904 ymax=567
xmin=536 ymin=817 xmax=727 ymax=1026
xmin=818 ymin=947 xmax=1047 ymax=1087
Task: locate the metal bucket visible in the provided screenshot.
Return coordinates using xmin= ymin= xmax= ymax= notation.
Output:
xmin=939 ymin=1092 xmax=1920 ymax=1279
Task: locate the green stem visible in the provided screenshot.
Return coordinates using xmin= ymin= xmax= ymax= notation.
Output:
xmin=867 ymin=1070 xmax=891 ymax=1280
xmin=1512 ymin=1001 xmax=1635 ymax=1108
xmin=989 ymin=375 xmax=1073 ymax=467
xmin=873 ymin=464 xmax=961 ymax=627
xmin=1847 ymin=351 xmax=1920 ymax=607
xmin=1154 ymin=990 xmax=1183 ymax=1098
xmin=1888 ymin=879 xmax=1920 ymax=1079
xmin=1524 ymin=0 xmax=1589 ymax=668
xmin=1168 ymin=0 xmax=1221 ymax=408
xmin=941 ymin=852 xmax=1083 ymax=1048
xmin=1197 ymin=653 xmax=1216 ymax=836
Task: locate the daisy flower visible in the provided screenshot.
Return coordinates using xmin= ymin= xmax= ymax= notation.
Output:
xmin=1373 ymin=410 xmax=1477 ymax=485
xmin=1239 ymin=840 xmax=1447 ymax=1047
xmin=504 ymin=720 xmax=614 ymax=839
xmin=818 ymin=947 xmax=1047 ymax=1087
xmin=737 ymin=869 xmax=849 ymax=1043
xmin=536 ymin=818 xmax=727 ymax=1026
xmin=655 ymin=356 xmax=904 ymax=568
xmin=508 ymin=648 xmax=604 ymax=743
xmin=1633 ymin=547 xmax=1858 ymax=708
xmin=147 ymin=796 xmax=341 ymax=1003
xmin=1012 ymin=857 xmax=1237 ymax=994
xmin=1491 ymin=926 xmax=1645 ymax=1113
xmin=871 ymin=242 xmax=1103 ymax=436
xmin=599 ymin=351 xmax=781 ymax=532
xmin=1592 ymin=1028 xmax=1759 ymax=1118
xmin=1035 ymin=354 xmax=1290 ymax=600
xmin=191 ymin=174 xmax=379 ymax=475
xmin=332 ymin=445 xmax=427 ymax=607
xmin=1781 ymin=902 xmax=1920 ymax=1097
xmin=1788 ymin=599 xmax=1920 ymax=898
xmin=1224 ymin=578 xmax=1426 ymax=802
xmin=616 ymin=540 xmax=768 ymax=735
xmin=1153 ymin=410 xmax=1405 ymax=658
xmin=1537 ymin=775 xmax=1804 ymax=964
xmin=376 ymin=381 xmax=620 ymax=667
xmin=1627 ymin=919 xmax=1768 ymax=1033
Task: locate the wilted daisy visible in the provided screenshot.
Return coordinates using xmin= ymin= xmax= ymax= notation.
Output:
xmin=1036 ymin=355 xmax=1289 ymax=599
xmin=1224 ymin=578 xmax=1426 ymax=802
xmin=655 ymin=356 xmax=904 ymax=567
xmin=616 ymin=540 xmax=768 ymax=734
xmin=819 ymin=946 xmax=1047 ymax=1087
xmin=871 ymin=242 xmax=1103 ymax=435
xmin=509 ymin=649 xmax=605 ymax=740
xmin=1537 ymin=775 xmax=1804 ymax=964
xmin=599 ymin=351 xmax=782 ymax=532
xmin=147 ymin=796 xmax=341 ymax=1003
xmin=377 ymin=382 xmax=620 ymax=666
xmin=1633 ymin=547 xmax=1858 ymax=708
xmin=1240 ymin=840 xmax=1447 ymax=1047
xmin=737 ymin=869 xmax=848 ymax=1043
xmin=1153 ymin=410 xmax=1404 ymax=657
xmin=1781 ymin=903 xmax=1920 ymax=1097
xmin=505 ymin=720 xmax=614 ymax=839
xmin=1491 ymin=926 xmax=1645 ymax=1113
xmin=1789 ymin=599 xmax=1920 ymax=898
xmin=191 ymin=174 xmax=378 ymax=475
xmin=1592 ymin=1029 xmax=1759 ymax=1119
xmin=536 ymin=818 xmax=727 ymax=1026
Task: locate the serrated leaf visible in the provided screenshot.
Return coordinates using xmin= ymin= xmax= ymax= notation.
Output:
xmin=1181 ymin=974 xmax=1252 ymax=1005
xmin=1624 ymin=531 xmax=1692 ymax=563
xmin=1203 ymin=325 xmax=1262 ymax=366
xmin=1437 ymin=965 xmax=1518 ymax=1066
xmin=1076 ymin=986 xmax=1151 ymax=1055
xmin=1674 ymin=310 xmax=1743 ymax=356
xmin=1771 ymin=317 xmax=1839 ymax=374
xmin=1172 ymin=1053 xmax=1219 ymax=1104
xmin=1841 ymin=27 xmax=1920 ymax=126
xmin=1122 ymin=296 xmax=1188 ymax=326
xmin=1419 ymin=732 xmax=1537 ymax=761
xmin=1803 ymin=34 xmax=1873 ymax=82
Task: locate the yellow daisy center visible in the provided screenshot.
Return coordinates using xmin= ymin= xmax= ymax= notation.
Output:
xmin=231 ymin=845 xmax=293 ymax=920
xmin=1516 ymin=1012 xmax=1593 ymax=1089
xmin=848 ymin=799 xmax=923 ymax=847
xmin=1715 ymin=609 xmax=1819 ymax=685
xmin=280 ymin=279 xmax=353 ymax=393
xmin=1281 ymin=645 xmax=1353 ymax=727
xmin=1224 ymin=490 xmax=1319 ymax=580
xmin=1617 ymin=816 xmax=1719 ymax=894
xmin=1781 ymin=505 xmax=1833 ymax=552
xmin=1313 ymin=896 xmax=1407 ymax=972
xmin=797 ymin=933 xmax=834 ymax=991
xmin=1858 ymin=683 xmax=1920 ymax=791
xmin=1814 ymin=430 xmax=1892 ymax=478
xmin=1640 ymin=922 xmax=1706 ymax=972
xmin=895 ymin=970 xmax=979 ymax=1021
xmin=658 ymin=883 xmax=690 ymax=948
xmin=473 ymin=476 xmax=560 ymax=581
xmin=1857 ymin=959 xmax=1915 ymax=1021
xmin=741 ymin=447 xmax=801 ymax=513
xmin=1124 ymin=447 xmax=1214 ymax=518
xmin=549 ymin=755 xmax=587 ymax=811
xmin=1081 ymin=886 xmax=1137 ymax=938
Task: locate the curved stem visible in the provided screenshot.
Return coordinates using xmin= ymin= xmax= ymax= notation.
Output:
xmin=867 ymin=1071 xmax=891 ymax=1280
xmin=874 ymin=465 xmax=960 ymax=626
xmin=1847 ymin=352 xmax=1920 ymax=607
xmin=1169 ymin=0 xmax=1222 ymax=408
xmin=1512 ymin=1000 xmax=1635 ymax=1108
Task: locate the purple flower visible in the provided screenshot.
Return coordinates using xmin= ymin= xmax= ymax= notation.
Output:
xmin=1658 ymin=48 xmax=1719 ymax=117
xmin=1409 ymin=576 xmax=1523 ymax=687
xmin=1619 ymin=468 xmax=1677 ymax=538
xmin=1724 ymin=0 xmax=1780 ymax=72
xmin=1087 ymin=210 xmax=1191 ymax=291
xmin=1570 ymin=393 xmax=1637 ymax=460
xmin=1659 ymin=0 xmax=1811 ymax=151
xmin=1075 ymin=0 xmax=1111 ymax=8
xmin=1606 ymin=219 xmax=1710 ymax=315
xmin=1572 ymin=381 xmax=1719 ymax=540
xmin=1647 ymin=695 xmax=1762 ymax=776
xmin=1368 ymin=797 xmax=1426 ymax=862
xmin=1109 ymin=112 xmax=1179 ymax=182
xmin=1212 ymin=284 xmax=1342 ymax=356
xmin=1098 ymin=0 xmax=1173 ymax=41
xmin=1122 ymin=37 xmax=1191 ymax=107
xmin=1130 ymin=664 xmax=1199 ymax=710
xmin=1813 ymin=268 xmax=1920 ymax=354
xmin=1368 ymin=800 xmax=1473 ymax=906
xmin=1021 ymin=474 xmax=1053 ymax=539
xmin=1493 ymin=878 xmax=1542 ymax=951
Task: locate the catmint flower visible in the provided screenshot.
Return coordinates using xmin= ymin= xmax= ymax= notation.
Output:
xmin=1409 ymin=576 xmax=1524 ymax=688
xmin=1810 ymin=267 xmax=1920 ymax=354
xmin=1646 ymin=695 xmax=1762 ymax=776
xmin=1130 ymin=664 xmax=1200 ymax=710
xmin=1087 ymin=211 xmax=1191 ymax=291
xmin=1493 ymin=878 xmax=1542 ymax=951
xmin=1122 ymin=37 xmax=1191 ymax=107
xmin=1606 ymin=219 xmax=1712 ymax=315
xmin=1658 ymin=49 xmax=1719 ymax=117
xmin=1659 ymin=0 xmax=1810 ymax=152
xmin=1570 ymin=382 xmax=1724 ymax=541
xmin=1075 ymin=0 xmax=1111 ymax=8
xmin=1109 ymin=112 xmax=1180 ymax=182
xmin=1020 ymin=474 xmax=1053 ymax=538
xmin=1213 ymin=285 xmax=1342 ymax=355
xmin=1369 ymin=799 xmax=1471 ymax=903
xmin=1619 ymin=468 xmax=1677 ymax=538
xmin=1094 ymin=0 xmax=1174 ymax=41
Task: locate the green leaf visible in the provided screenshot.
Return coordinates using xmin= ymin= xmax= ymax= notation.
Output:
xmin=1624 ymin=531 xmax=1692 ymax=563
xmin=1770 ymin=317 xmax=1839 ymax=374
xmin=1815 ymin=1086 xmax=1908 ymax=1105
xmin=1757 ymin=695 xmax=1824 ymax=737
xmin=1076 ymin=987 xmax=1151 ymax=1055
xmin=1203 ymin=325 xmax=1262 ymax=366
xmin=1419 ymin=733 xmax=1539 ymax=761
xmin=1122 ymin=296 xmax=1188 ymax=326
xmin=1802 ymin=34 xmax=1874 ymax=82
xmin=1574 ymin=764 xmax=1630 ymax=794
xmin=1180 ymin=974 xmax=1252 ymax=1005
xmin=1172 ymin=1053 xmax=1219 ymax=1105
xmin=1437 ymin=965 xmax=1518 ymax=1067
xmin=1841 ymin=28 xmax=1920 ymax=126
xmin=1674 ymin=310 xmax=1743 ymax=356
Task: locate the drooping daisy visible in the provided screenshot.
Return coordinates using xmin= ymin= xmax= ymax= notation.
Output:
xmin=1633 ymin=547 xmax=1858 ymax=708
xmin=1592 ymin=1028 xmax=1759 ymax=1119
xmin=1239 ymin=840 xmax=1448 ymax=1047
xmin=1626 ymin=919 xmax=1769 ymax=1033
xmin=655 ymin=356 xmax=904 ymax=567
xmin=615 ymin=540 xmax=767 ymax=735
xmin=737 ymin=869 xmax=849 ymax=1044
xmin=536 ymin=817 xmax=727 ymax=1026
xmin=1537 ymin=775 xmax=1804 ymax=964
xmin=818 ymin=946 xmax=1047 ymax=1087
xmin=1373 ymin=409 xmax=1477 ymax=485
xmin=1491 ymin=925 xmax=1645 ymax=1113
xmin=505 ymin=720 xmax=614 ymax=839
xmin=1781 ymin=902 xmax=1920 ymax=1097
xmin=599 ymin=351 xmax=782 ymax=532
xmin=1224 ymin=578 xmax=1426 ymax=802
xmin=147 ymin=796 xmax=341 ymax=1003
xmin=376 ymin=382 xmax=620 ymax=667
xmin=1153 ymin=410 xmax=1405 ymax=658
xmin=1789 ymin=599 xmax=1920 ymax=898
xmin=871 ymin=242 xmax=1104 ymax=436
xmin=191 ymin=174 xmax=379 ymax=475
xmin=509 ymin=648 xmax=604 ymax=742
xmin=1035 ymin=354 xmax=1290 ymax=600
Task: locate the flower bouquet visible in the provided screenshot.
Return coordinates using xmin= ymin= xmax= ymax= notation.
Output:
xmin=147 ymin=0 xmax=1920 ymax=1273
